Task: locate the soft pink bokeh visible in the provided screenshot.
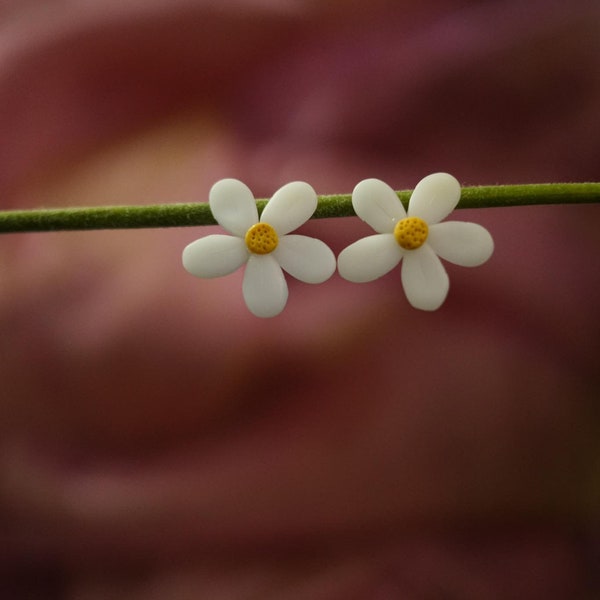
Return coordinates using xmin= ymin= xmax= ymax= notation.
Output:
xmin=1 ymin=1 xmax=598 ymax=598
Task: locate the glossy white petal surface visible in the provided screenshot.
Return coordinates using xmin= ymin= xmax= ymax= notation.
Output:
xmin=401 ymin=244 xmax=449 ymax=310
xmin=274 ymin=235 xmax=336 ymax=283
xmin=352 ymin=178 xmax=406 ymax=233
xmin=182 ymin=235 xmax=248 ymax=278
xmin=337 ymin=234 xmax=403 ymax=283
xmin=260 ymin=181 xmax=317 ymax=235
xmin=408 ymin=173 xmax=460 ymax=224
xmin=209 ymin=179 xmax=259 ymax=236
xmin=242 ymin=254 xmax=288 ymax=318
xmin=428 ymin=221 xmax=494 ymax=267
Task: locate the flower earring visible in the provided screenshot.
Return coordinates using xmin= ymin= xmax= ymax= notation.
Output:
xmin=182 ymin=179 xmax=336 ymax=318
xmin=337 ymin=173 xmax=494 ymax=310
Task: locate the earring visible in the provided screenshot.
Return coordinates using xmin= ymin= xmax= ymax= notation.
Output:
xmin=337 ymin=173 xmax=494 ymax=310
xmin=182 ymin=179 xmax=336 ymax=318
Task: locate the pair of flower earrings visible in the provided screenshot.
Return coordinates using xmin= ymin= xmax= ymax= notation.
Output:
xmin=182 ymin=173 xmax=494 ymax=318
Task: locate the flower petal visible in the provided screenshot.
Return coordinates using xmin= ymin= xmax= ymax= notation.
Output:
xmin=352 ymin=178 xmax=406 ymax=233
xmin=274 ymin=235 xmax=336 ymax=283
xmin=337 ymin=234 xmax=403 ymax=282
xmin=209 ymin=179 xmax=259 ymax=236
xmin=401 ymin=244 xmax=449 ymax=310
xmin=242 ymin=254 xmax=288 ymax=318
xmin=182 ymin=235 xmax=248 ymax=278
xmin=260 ymin=181 xmax=317 ymax=235
xmin=408 ymin=172 xmax=461 ymax=224
xmin=428 ymin=221 xmax=494 ymax=267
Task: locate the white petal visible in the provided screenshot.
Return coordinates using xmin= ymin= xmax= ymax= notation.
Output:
xmin=260 ymin=181 xmax=317 ymax=235
xmin=337 ymin=234 xmax=403 ymax=283
xmin=428 ymin=221 xmax=494 ymax=267
xmin=352 ymin=178 xmax=406 ymax=233
xmin=273 ymin=235 xmax=336 ymax=283
xmin=182 ymin=235 xmax=248 ymax=278
xmin=209 ymin=179 xmax=259 ymax=236
xmin=401 ymin=244 xmax=449 ymax=310
xmin=408 ymin=172 xmax=461 ymax=224
xmin=242 ymin=254 xmax=288 ymax=318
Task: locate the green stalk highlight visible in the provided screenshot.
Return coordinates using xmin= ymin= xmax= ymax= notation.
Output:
xmin=0 ymin=182 xmax=598 ymax=234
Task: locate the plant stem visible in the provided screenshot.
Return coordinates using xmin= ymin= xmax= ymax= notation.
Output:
xmin=0 ymin=182 xmax=598 ymax=234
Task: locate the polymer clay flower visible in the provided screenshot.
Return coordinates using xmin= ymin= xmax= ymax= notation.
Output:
xmin=183 ymin=179 xmax=336 ymax=317
xmin=337 ymin=173 xmax=494 ymax=310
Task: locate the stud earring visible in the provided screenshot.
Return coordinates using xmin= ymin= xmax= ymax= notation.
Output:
xmin=182 ymin=179 xmax=336 ymax=318
xmin=337 ymin=173 xmax=494 ymax=310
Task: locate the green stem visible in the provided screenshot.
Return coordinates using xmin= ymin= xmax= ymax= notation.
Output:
xmin=0 ymin=182 xmax=598 ymax=234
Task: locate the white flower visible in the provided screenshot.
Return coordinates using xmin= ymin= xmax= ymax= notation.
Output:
xmin=337 ymin=173 xmax=494 ymax=310
xmin=182 ymin=179 xmax=336 ymax=317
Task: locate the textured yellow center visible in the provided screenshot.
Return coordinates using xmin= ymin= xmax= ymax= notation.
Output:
xmin=394 ymin=217 xmax=429 ymax=250
xmin=245 ymin=222 xmax=279 ymax=254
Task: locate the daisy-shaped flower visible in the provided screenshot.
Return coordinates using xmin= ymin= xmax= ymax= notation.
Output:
xmin=182 ymin=179 xmax=336 ymax=317
xmin=337 ymin=173 xmax=494 ymax=310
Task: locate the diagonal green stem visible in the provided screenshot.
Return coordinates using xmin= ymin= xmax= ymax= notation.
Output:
xmin=0 ymin=182 xmax=598 ymax=234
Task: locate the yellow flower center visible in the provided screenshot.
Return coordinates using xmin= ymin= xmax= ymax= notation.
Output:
xmin=244 ymin=222 xmax=279 ymax=254
xmin=394 ymin=217 xmax=429 ymax=250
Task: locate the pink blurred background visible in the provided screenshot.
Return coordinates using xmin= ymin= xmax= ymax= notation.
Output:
xmin=0 ymin=1 xmax=599 ymax=598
